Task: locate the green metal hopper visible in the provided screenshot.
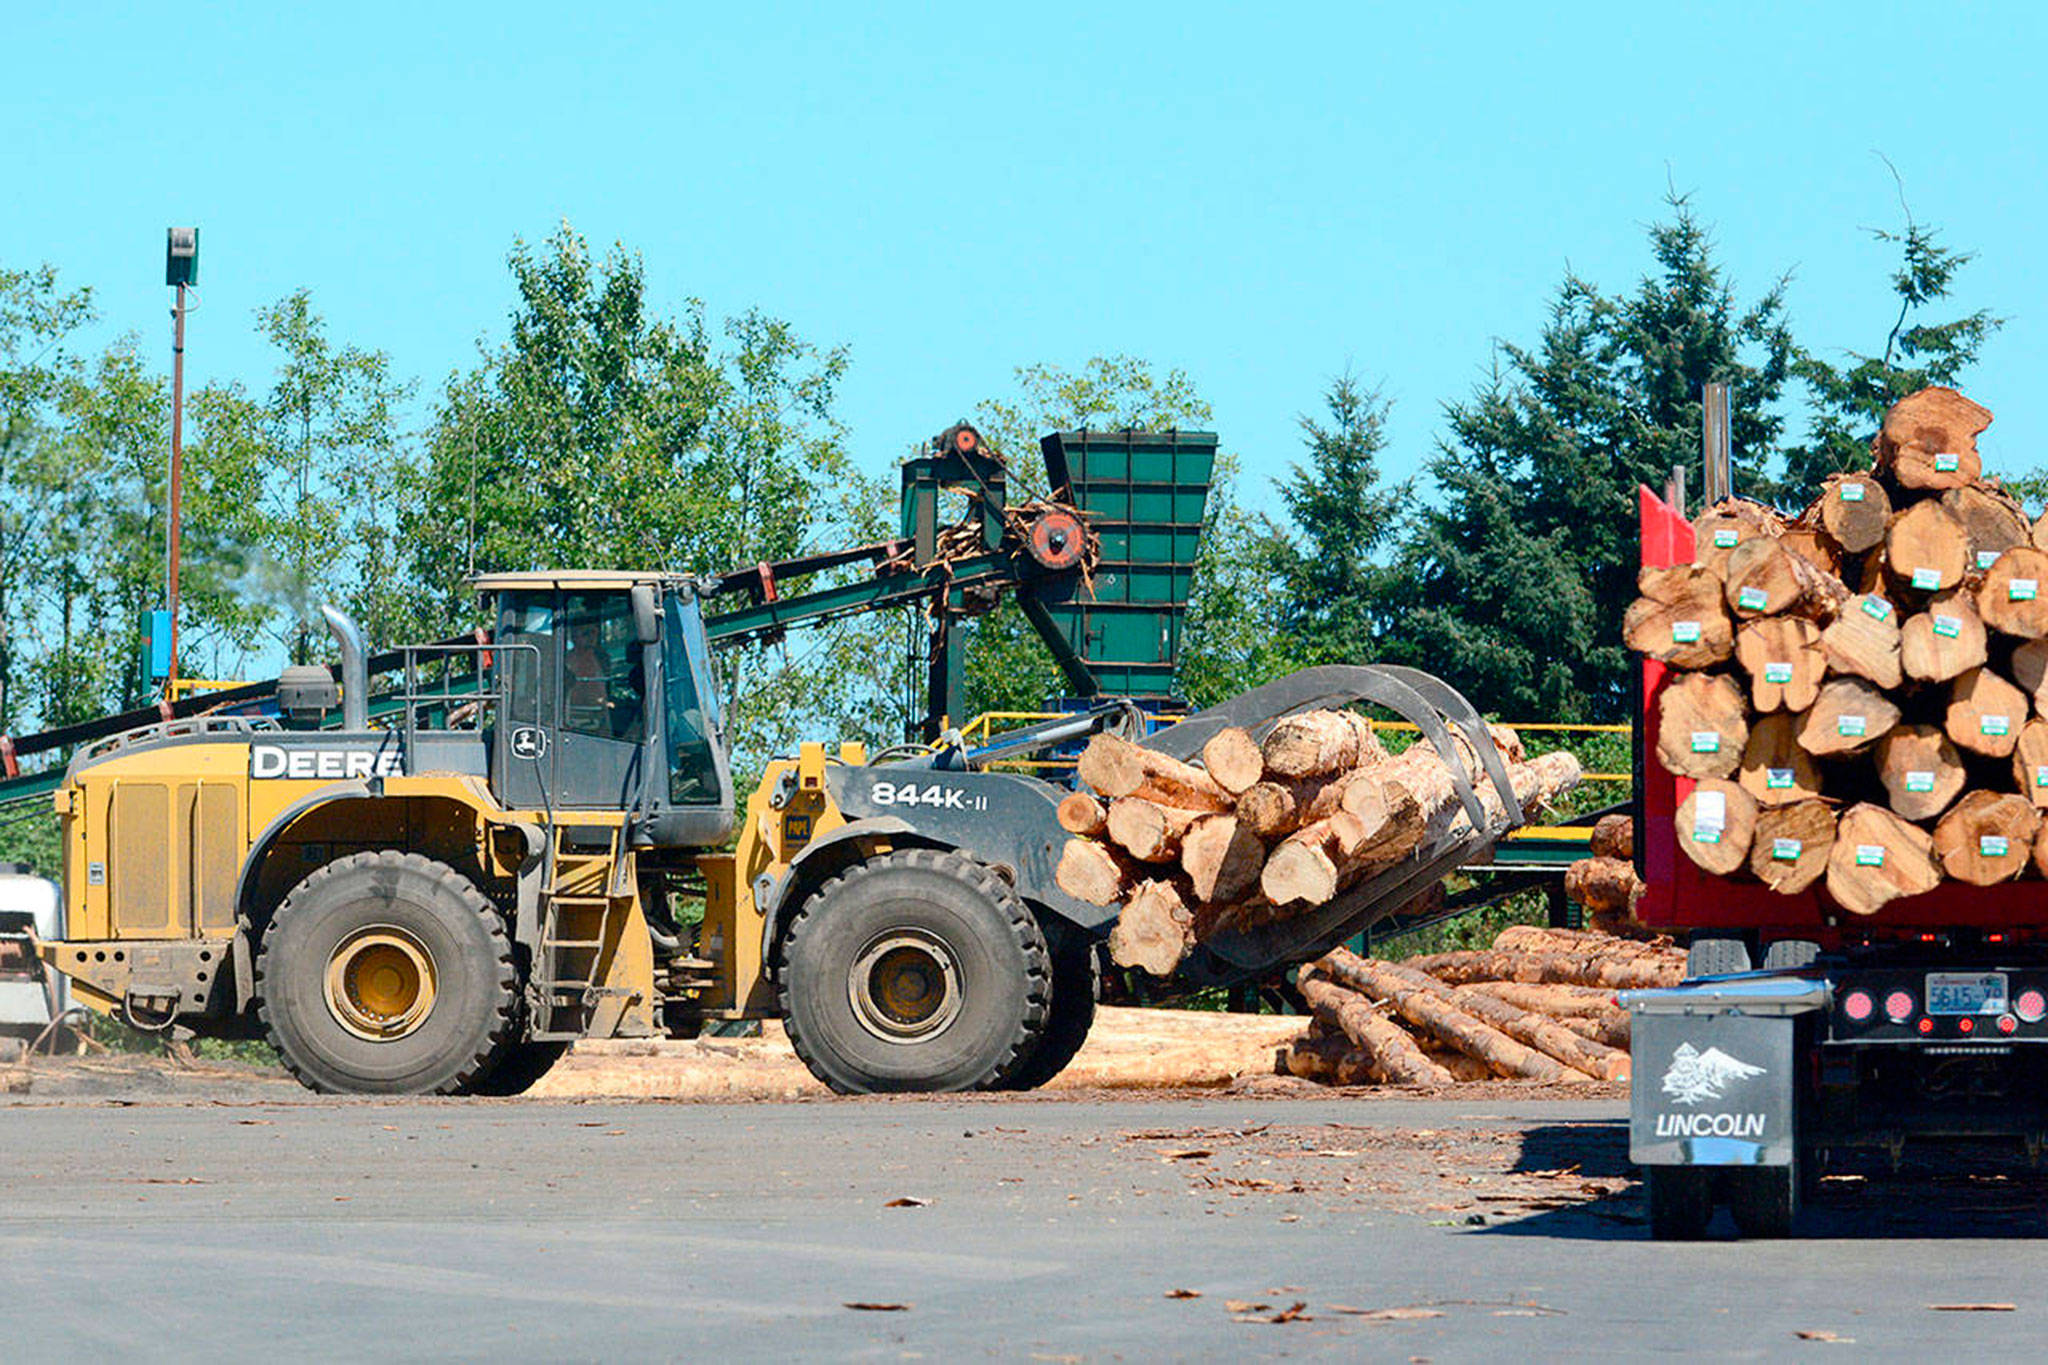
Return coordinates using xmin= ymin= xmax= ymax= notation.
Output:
xmin=1039 ymin=429 xmax=1218 ymax=699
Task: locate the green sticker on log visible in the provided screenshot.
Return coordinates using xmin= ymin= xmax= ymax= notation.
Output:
xmin=1690 ymin=731 xmax=1721 ymax=753
xmin=1862 ymin=596 xmax=1893 ymax=620
xmin=1934 ymin=615 xmax=1962 ymax=639
xmin=1983 ymin=715 xmax=2011 ymax=737
xmin=1856 ymin=845 xmax=1886 ymax=867
xmin=1714 ymin=529 xmax=1739 ymax=548
xmin=1771 ymin=838 xmax=1801 ymax=861
xmin=1672 ymin=620 xmax=1701 ymax=643
xmin=1905 ymin=771 xmax=1936 ymax=793
xmin=1764 ymin=661 xmax=1793 ymax=683
xmin=2036 ymin=765 xmax=2048 ymax=788
xmin=1911 ymin=567 xmax=1941 ymax=590
xmin=1935 ymin=453 xmax=1962 ymax=472
xmin=1766 ymin=768 xmax=1794 ymax=789
xmin=1694 ymin=828 xmax=1722 ymax=844
xmin=2010 ymin=578 xmax=2038 ymax=602
xmin=1978 ymin=550 xmax=2002 ymax=570
xmin=1840 ymin=482 xmax=1866 ymax=502
xmin=1838 ymin=715 xmax=1867 ymax=737
xmin=1981 ymin=835 xmax=2011 ymax=858
xmin=1738 ymin=586 xmax=1769 ymax=610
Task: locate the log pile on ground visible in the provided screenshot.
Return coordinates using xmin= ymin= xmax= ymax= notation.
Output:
xmin=1627 ymin=386 xmax=2048 ymax=917
xmin=1274 ymin=925 xmax=1679 ymax=1087
xmin=1059 ymin=711 xmax=1585 ymax=978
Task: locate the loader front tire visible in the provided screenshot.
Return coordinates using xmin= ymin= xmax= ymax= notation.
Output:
xmin=989 ymin=926 xmax=1098 ymax=1091
xmin=256 ymin=851 xmax=514 ymax=1095
xmin=780 ymin=849 xmax=1050 ymax=1094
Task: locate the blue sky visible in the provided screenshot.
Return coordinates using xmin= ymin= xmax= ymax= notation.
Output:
xmin=6 ymin=2 xmax=2044 ymax=516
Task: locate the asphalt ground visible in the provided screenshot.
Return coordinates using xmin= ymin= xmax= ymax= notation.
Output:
xmin=5 ymin=1064 xmax=2046 ymax=1360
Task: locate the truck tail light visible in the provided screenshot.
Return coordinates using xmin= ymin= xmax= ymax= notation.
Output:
xmin=2017 ymin=989 xmax=2046 ymax=1023
xmin=1842 ymin=990 xmax=1875 ymax=1022
xmin=1885 ymin=990 xmax=1916 ymax=1022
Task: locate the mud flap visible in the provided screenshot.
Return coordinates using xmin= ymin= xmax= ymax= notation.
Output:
xmin=1624 ymin=976 xmax=1827 ymax=1168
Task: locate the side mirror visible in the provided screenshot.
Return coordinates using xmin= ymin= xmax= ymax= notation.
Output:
xmin=630 ymin=584 xmax=661 ymax=645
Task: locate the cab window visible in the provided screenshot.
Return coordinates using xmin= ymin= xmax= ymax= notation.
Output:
xmin=664 ymin=596 xmax=722 ymax=803
xmin=562 ymin=592 xmax=645 ymax=744
xmin=495 ymin=592 xmax=556 ymax=731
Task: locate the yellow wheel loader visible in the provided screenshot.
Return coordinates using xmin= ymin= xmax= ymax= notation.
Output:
xmin=26 ymin=428 xmax=1529 ymax=1095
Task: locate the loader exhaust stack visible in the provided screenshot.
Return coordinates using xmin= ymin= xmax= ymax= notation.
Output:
xmin=320 ymin=604 xmax=370 ymax=731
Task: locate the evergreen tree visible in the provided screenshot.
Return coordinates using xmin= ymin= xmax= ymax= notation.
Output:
xmin=1388 ymin=195 xmax=1794 ymax=720
xmin=1784 ymin=209 xmax=2001 ymax=493
xmin=1263 ymin=375 xmax=1409 ymax=665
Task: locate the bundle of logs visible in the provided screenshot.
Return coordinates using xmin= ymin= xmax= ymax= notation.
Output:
xmin=1277 ymin=926 xmax=1681 ymax=1086
xmin=1625 ymin=385 xmax=2048 ymax=916
xmin=1053 ymin=708 xmax=1584 ymax=978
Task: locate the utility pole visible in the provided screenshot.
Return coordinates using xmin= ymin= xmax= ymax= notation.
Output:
xmin=164 ymin=228 xmax=199 ymax=697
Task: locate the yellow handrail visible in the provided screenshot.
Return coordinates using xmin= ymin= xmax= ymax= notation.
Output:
xmin=165 ymin=677 xmax=251 ymax=701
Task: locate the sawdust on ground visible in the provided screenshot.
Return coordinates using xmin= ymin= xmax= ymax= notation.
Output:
xmin=531 ymin=1005 xmax=1305 ymax=1099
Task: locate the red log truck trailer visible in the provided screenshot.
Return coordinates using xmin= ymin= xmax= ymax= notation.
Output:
xmin=1625 ymin=484 xmax=2048 ymax=1239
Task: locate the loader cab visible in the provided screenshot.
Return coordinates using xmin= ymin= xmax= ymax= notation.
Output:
xmin=476 ymin=572 xmax=735 ymax=846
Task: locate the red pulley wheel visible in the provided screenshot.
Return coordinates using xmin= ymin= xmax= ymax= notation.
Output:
xmin=1028 ymin=511 xmax=1086 ymax=570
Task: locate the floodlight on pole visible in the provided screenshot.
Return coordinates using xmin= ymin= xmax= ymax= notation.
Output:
xmin=163 ymin=228 xmax=198 ymax=697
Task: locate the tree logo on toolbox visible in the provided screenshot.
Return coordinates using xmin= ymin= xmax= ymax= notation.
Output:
xmin=1660 ymin=1042 xmax=1766 ymax=1106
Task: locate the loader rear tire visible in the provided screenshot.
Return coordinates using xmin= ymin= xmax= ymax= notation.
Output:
xmin=256 ymin=851 xmax=514 ymax=1096
xmin=989 ymin=927 xmax=1098 ymax=1091
xmin=780 ymin=849 xmax=1050 ymax=1094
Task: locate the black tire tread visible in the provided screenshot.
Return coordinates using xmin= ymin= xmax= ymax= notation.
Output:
xmin=1646 ymin=1166 xmax=1714 ymax=1241
xmin=1686 ymin=932 xmax=1752 ymax=979
xmin=990 ymin=930 xmax=1097 ymax=1091
xmin=1761 ymin=939 xmax=1821 ymax=972
xmin=256 ymin=850 xmax=514 ymax=1096
xmin=1726 ymin=1165 xmax=1798 ymax=1239
xmin=779 ymin=848 xmax=1051 ymax=1094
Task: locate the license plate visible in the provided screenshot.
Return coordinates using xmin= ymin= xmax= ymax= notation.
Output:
xmin=1926 ymin=972 xmax=2008 ymax=1016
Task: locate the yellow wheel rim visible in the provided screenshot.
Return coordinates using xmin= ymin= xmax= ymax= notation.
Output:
xmin=324 ymin=926 xmax=438 ymax=1041
xmin=849 ymin=930 xmax=961 ymax=1041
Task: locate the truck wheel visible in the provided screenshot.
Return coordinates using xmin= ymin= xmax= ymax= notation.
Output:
xmin=1762 ymin=939 xmax=1820 ymax=971
xmin=465 ymin=1041 xmax=571 ymax=1096
xmin=1686 ymin=932 xmax=1752 ymax=978
xmin=989 ymin=928 xmax=1098 ymax=1091
xmin=256 ymin=851 xmax=514 ymax=1095
xmin=780 ymin=849 xmax=1050 ymax=1094
xmin=1726 ymin=1165 xmax=1798 ymax=1238
xmin=1646 ymin=1166 xmax=1714 ymax=1240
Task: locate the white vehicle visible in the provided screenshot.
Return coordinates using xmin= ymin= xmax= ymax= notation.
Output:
xmin=0 ymin=864 xmax=68 ymax=1059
